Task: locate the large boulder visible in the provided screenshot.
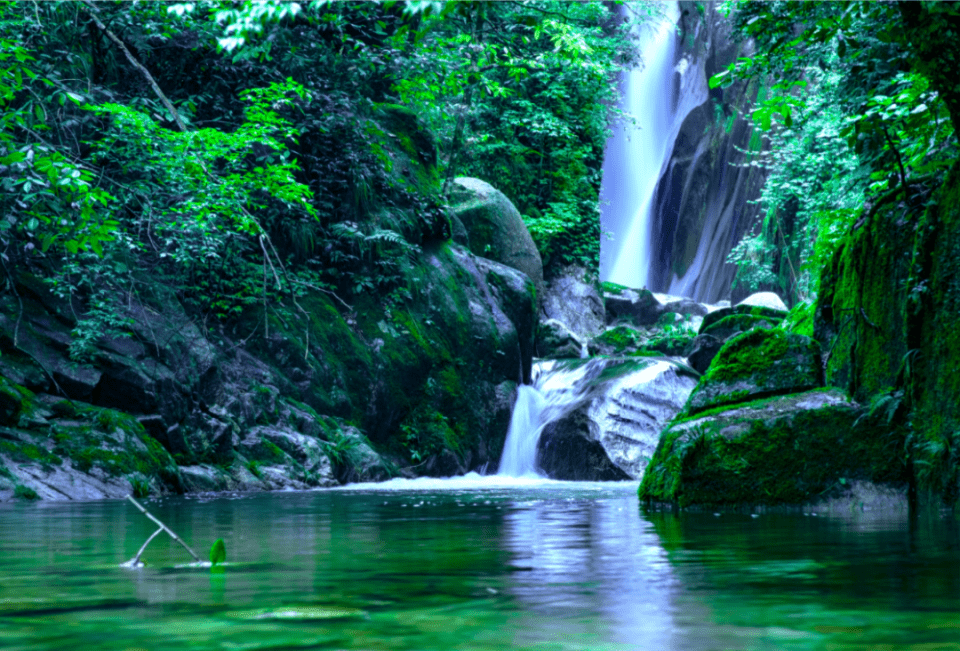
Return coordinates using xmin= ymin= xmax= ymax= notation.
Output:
xmin=537 ymin=410 xmax=631 ymax=481
xmin=532 ymin=358 xmax=697 ymax=480
xmin=683 ymin=328 xmax=822 ymax=416
xmin=448 ymin=177 xmax=545 ymax=303
xmin=639 ymin=388 xmax=907 ymax=507
xmin=541 ymin=265 xmax=605 ymax=340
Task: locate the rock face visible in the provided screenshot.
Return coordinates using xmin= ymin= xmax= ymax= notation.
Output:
xmin=448 ymin=177 xmax=545 ymax=304
xmin=814 ymin=168 xmax=960 ymax=507
xmin=645 ymin=2 xmax=767 ymax=302
xmin=540 ymin=265 xmax=605 ymax=340
xmin=639 ymin=389 xmax=907 ymax=507
xmin=537 ymin=319 xmax=583 ymax=359
xmin=683 ymin=329 xmax=822 ymax=416
xmin=532 ymin=358 xmax=697 ymax=480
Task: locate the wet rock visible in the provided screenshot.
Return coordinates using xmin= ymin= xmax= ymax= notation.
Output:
xmin=687 ymin=334 xmax=724 ymax=374
xmin=537 ymin=319 xmax=583 ymax=359
xmin=661 ymin=297 xmax=709 ymax=317
xmin=603 ymin=286 xmax=663 ymax=326
xmin=531 ymin=358 xmax=697 ymax=480
xmin=537 ymin=410 xmax=631 ymax=481
xmin=541 ymin=265 xmax=605 ymax=340
xmin=337 ymin=426 xmax=393 ymax=483
xmin=639 ymin=388 xmax=907 ymax=507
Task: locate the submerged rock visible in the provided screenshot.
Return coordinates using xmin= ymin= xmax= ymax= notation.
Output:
xmin=639 ymin=388 xmax=907 ymax=507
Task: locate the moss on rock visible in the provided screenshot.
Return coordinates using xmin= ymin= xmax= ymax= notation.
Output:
xmin=699 ymin=313 xmax=778 ymax=341
xmin=683 ymin=328 xmax=822 ymax=415
xmin=698 ymin=304 xmax=785 ymax=336
xmin=639 ymin=388 xmax=906 ymax=507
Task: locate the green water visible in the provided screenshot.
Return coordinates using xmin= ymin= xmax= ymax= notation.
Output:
xmin=1 ymin=479 xmax=959 ymax=650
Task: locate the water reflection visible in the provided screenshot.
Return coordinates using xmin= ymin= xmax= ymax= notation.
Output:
xmin=503 ymin=495 xmax=676 ymax=648
xmin=1 ymin=486 xmax=960 ymax=650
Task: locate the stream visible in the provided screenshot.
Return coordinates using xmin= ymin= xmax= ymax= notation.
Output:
xmin=2 ymin=484 xmax=959 ymax=650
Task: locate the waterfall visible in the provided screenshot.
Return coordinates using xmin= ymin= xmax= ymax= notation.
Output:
xmin=599 ymin=2 xmax=681 ymax=289
xmin=498 ymin=360 xmax=610 ymax=477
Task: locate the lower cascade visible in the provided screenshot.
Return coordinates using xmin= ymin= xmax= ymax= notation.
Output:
xmin=498 ymin=358 xmax=697 ymax=480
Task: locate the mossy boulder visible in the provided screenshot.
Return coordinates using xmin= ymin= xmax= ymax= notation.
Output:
xmin=448 ymin=177 xmax=545 ymax=304
xmin=639 ymin=388 xmax=907 ymax=507
xmin=698 ymin=303 xmax=786 ymax=337
xmin=588 ymin=324 xmax=645 ymax=356
xmin=699 ymin=313 xmax=779 ymax=341
xmin=683 ymin=328 xmax=822 ymax=416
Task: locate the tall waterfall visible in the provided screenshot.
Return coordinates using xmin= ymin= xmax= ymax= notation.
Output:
xmin=599 ymin=3 xmax=681 ymax=289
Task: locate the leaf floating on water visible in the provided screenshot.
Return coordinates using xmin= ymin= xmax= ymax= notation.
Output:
xmin=223 ymin=606 xmax=365 ymax=621
xmin=210 ymin=538 xmax=226 ymax=567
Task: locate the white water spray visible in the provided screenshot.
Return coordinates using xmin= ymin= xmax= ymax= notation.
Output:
xmin=599 ymin=3 xmax=681 ymax=289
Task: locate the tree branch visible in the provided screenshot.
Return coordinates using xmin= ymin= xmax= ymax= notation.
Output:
xmin=82 ymin=1 xmax=187 ymax=132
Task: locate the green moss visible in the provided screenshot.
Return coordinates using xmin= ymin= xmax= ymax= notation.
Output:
xmin=593 ymin=325 xmax=643 ymax=354
xmin=705 ymin=328 xmax=792 ymax=383
xmin=0 ymin=376 xmax=34 ymax=425
xmin=0 ymin=439 xmax=61 ymax=467
xmin=699 ymin=304 xmax=785 ymax=335
xmin=261 ymin=441 xmax=288 ymax=464
xmin=700 ymin=313 xmax=777 ymax=339
xmin=640 ymin=389 xmax=905 ymax=507
xmin=46 ymin=404 xmax=177 ymax=482
xmin=13 ymin=484 xmax=38 ymax=500
xmin=600 ymin=281 xmax=630 ymax=295
xmin=782 ymin=300 xmax=815 ymax=336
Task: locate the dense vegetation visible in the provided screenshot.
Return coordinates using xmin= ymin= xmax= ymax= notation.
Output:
xmin=0 ymin=0 xmax=641 ymax=367
xmin=722 ymin=1 xmax=959 ymax=307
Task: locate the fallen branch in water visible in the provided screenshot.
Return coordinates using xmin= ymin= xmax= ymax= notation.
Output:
xmin=125 ymin=494 xmax=201 ymax=566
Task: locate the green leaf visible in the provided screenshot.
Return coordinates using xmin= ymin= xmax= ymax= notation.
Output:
xmin=210 ymin=538 xmax=226 ymax=566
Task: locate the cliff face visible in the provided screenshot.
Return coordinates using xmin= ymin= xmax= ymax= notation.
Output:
xmin=646 ymin=1 xmax=766 ymax=303
xmin=815 ymin=168 xmax=960 ymax=509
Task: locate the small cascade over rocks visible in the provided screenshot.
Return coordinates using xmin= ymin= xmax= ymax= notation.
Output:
xmin=498 ymin=357 xmax=697 ymax=480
